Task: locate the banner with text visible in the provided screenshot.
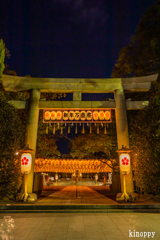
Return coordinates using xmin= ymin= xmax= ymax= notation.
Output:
xmin=43 ymin=109 xmax=111 ymax=123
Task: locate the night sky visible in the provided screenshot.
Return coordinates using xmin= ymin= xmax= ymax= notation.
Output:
xmin=0 ymin=0 xmax=157 ymax=78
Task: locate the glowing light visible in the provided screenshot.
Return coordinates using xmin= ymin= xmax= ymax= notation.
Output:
xmin=120 ymin=154 xmax=130 ymax=174
xmin=21 ymin=153 xmax=32 ymax=174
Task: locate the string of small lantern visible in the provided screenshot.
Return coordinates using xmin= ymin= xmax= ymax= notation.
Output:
xmin=45 ymin=122 xmax=110 ymax=135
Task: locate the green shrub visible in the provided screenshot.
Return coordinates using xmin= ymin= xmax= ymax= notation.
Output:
xmin=0 ymin=92 xmax=25 ymax=197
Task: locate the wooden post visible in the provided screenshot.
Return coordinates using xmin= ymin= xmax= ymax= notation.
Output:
xmin=24 ymin=174 xmax=28 ymax=201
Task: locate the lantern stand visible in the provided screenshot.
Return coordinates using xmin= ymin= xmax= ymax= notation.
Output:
xmin=95 ymin=173 xmax=98 ymax=186
xmin=19 ymin=145 xmax=34 ymax=202
xmin=55 ymin=173 xmax=58 ymax=185
xmin=116 ymin=147 xmax=132 ymax=202
xmin=123 ymin=172 xmax=129 ymax=201
xmin=75 ymin=170 xmax=80 ymax=198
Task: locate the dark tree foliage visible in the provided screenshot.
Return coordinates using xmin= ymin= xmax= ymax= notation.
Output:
xmin=112 ymin=0 xmax=160 ymax=78
xmin=112 ymin=0 xmax=160 ymax=194
xmin=130 ymin=103 xmax=160 ymax=194
xmin=70 ymin=123 xmax=118 ymax=171
xmin=36 ymin=111 xmax=61 ymax=158
xmin=0 ymin=93 xmax=25 ymax=197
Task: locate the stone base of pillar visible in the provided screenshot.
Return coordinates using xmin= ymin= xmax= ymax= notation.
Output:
xmin=27 ymin=193 xmax=37 ymax=203
xmin=116 ymin=192 xmax=139 ymax=202
xmin=116 ymin=192 xmax=129 ymax=202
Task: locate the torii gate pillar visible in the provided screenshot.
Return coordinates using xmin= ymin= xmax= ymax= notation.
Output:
xmin=25 ymin=89 xmax=40 ymax=193
xmin=114 ymin=89 xmax=134 ymax=193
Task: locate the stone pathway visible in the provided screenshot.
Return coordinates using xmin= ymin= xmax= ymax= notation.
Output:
xmin=36 ymin=186 xmax=118 ymax=205
xmin=0 ymin=212 xmax=160 ymax=240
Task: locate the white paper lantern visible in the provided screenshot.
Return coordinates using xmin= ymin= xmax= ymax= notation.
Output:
xmin=99 ymin=111 xmax=105 ymax=120
xmin=93 ymin=111 xmax=99 ymax=121
xmin=120 ymin=153 xmax=130 ymax=174
xmin=55 ymin=174 xmax=58 ymax=180
xmin=63 ymin=111 xmax=69 ymax=121
xmin=95 ymin=174 xmax=98 ymax=180
xmin=56 ymin=111 xmax=62 ymax=120
xmin=104 ymin=111 xmax=111 ymax=120
xmin=51 ymin=111 xmax=57 ymax=120
xmin=75 ymin=111 xmax=80 ymax=121
xmin=44 ymin=111 xmax=51 ymax=120
xmin=68 ymin=111 xmax=75 ymax=121
xmin=80 ymin=111 xmax=86 ymax=121
xmin=21 ymin=153 xmax=32 ymax=174
xmin=86 ymin=111 xmax=92 ymax=121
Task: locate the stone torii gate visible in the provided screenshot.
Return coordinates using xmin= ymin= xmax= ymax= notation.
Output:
xmin=2 ymin=73 xmax=158 ymax=195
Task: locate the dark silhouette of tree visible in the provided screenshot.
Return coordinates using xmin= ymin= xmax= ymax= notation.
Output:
xmin=112 ymin=0 xmax=160 ymax=194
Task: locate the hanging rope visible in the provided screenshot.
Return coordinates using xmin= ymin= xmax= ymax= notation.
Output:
xmin=46 ymin=124 xmax=49 ymax=134
xmin=75 ymin=123 xmax=78 ymax=134
xmin=90 ymin=123 xmax=92 ymax=134
xmin=53 ymin=123 xmax=56 ymax=134
xmin=97 ymin=123 xmax=99 ymax=134
xmin=82 ymin=123 xmax=85 ymax=134
xmin=68 ymin=123 xmax=70 ymax=133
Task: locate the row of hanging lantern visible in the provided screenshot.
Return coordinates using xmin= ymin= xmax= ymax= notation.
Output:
xmin=45 ymin=122 xmax=110 ymax=135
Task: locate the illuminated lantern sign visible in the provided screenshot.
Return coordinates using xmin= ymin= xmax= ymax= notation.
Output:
xmin=120 ymin=153 xmax=131 ymax=174
xmin=95 ymin=174 xmax=98 ymax=180
xmin=55 ymin=174 xmax=58 ymax=180
xmin=21 ymin=153 xmax=32 ymax=174
xmin=43 ymin=109 xmax=111 ymax=123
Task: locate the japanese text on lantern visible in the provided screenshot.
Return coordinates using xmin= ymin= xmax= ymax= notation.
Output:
xmin=43 ymin=109 xmax=111 ymax=123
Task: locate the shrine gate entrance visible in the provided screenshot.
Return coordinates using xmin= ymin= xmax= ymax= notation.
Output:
xmin=2 ymin=73 xmax=158 ymax=196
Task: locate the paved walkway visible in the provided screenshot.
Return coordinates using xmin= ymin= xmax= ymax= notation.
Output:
xmin=0 ymin=212 xmax=160 ymax=240
xmin=36 ymin=186 xmax=118 ymax=205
